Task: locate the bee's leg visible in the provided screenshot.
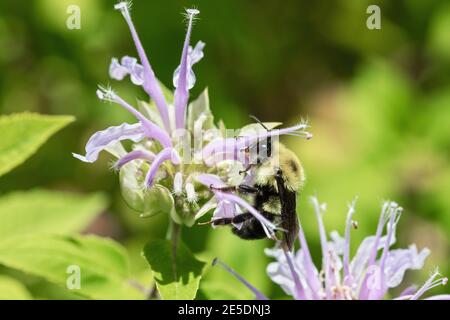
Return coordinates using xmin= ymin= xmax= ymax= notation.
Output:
xmin=239 ymin=164 xmax=255 ymax=175
xmin=205 ymin=213 xmax=254 ymax=226
xmin=237 ymin=184 xmax=260 ymax=194
xmin=199 ymin=213 xmax=255 ymax=226
xmin=209 ymin=184 xmax=260 ymax=194
xmin=208 ymin=185 xmax=237 ymax=193
xmin=207 ymin=211 xmax=276 ymax=226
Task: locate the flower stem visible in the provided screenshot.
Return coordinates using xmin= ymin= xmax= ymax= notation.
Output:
xmin=147 ymin=220 xmax=182 ymax=300
xmin=166 ymin=219 xmax=182 ymax=281
xmin=169 ymin=220 xmax=181 ymax=254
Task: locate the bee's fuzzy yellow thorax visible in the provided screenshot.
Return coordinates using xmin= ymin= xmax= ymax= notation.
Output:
xmin=255 ymin=143 xmax=305 ymax=192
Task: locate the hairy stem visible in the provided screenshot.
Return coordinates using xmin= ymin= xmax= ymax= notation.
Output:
xmin=147 ymin=219 xmax=182 ymax=300
xmin=167 ymin=219 xmax=182 ymax=285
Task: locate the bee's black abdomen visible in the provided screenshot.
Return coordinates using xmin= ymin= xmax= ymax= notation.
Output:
xmin=231 ymin=219 xmax=267 ymax=240
xmin=231 ymin=185 xmax=279 ymax=240
xmin=231 ymin=212 xmax=279 ymax=240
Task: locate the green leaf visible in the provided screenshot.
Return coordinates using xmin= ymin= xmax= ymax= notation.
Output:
xmin=27 ymin=280 xmax=83 ymax=300
xmin=0 ymin=234 xmax=145 ymax=300
xmin=0 ymin=113 xmax=74 ymax=177
xmin=143 ymin=239 xmax=207 ymax=300
xmin=0 ymin=190 xmax=108 ymax=242
xmin=0 ymin=275 xmax=32 ymax=300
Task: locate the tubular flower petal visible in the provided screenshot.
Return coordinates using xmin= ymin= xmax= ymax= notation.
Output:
xmin=109 ymin=56 xmax=145 ymax=85
xmin=202 ymin=121 xmax=311 ymax=165
xmin=145 ymin=148 xmax=180 ymax=188
xmin=72 ymin=122 xmax=145 ymax=163
xmin=174 ymin=8 xmax=200 ymax=129
xmin=173 ymin=41 xmax=205 ymax=90
xmin=114 ymin=1 xmax=171 ymax=131
xmin=96 ymin=86 xmax=171 ymax=148
xmin=114 ymin=149 xmax=155 ymax=170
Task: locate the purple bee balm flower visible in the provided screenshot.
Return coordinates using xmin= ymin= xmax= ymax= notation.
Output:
xmin=214 ymin=197 xmax=449 ymax=300
xmin=73 ymin=2 xmax=312 ymax=230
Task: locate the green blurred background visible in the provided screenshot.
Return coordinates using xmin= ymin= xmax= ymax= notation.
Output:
xmin=0 ymin=0 xmax=449 ymax=299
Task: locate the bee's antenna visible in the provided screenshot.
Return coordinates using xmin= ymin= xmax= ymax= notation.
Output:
xmin=249 ymin=115 xmax=270 ymax=131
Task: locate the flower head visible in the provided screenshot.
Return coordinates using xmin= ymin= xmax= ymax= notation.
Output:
xmin=214 ymin=197 xmax=449 ymax=300
xmin=73 ymin=3 xmax=312 ymax=232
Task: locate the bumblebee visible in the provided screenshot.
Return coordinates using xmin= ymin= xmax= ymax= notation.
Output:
xmin=209 ymin=121 xmax=305 ymax=250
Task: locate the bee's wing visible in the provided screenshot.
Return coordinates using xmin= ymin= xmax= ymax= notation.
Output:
xmin=275 ymin=175 xmax=299 ymax=251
